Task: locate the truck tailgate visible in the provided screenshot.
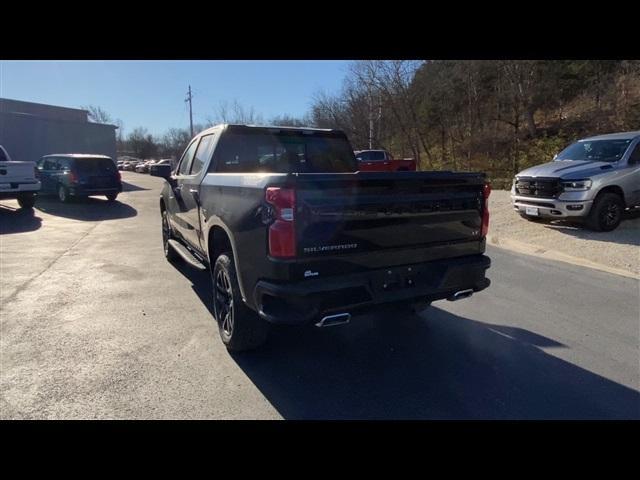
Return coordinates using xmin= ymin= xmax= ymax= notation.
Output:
xmin=0 ymin=161 xmax=37 ymax=184
xmin=294 ymin=172 xmax=486 ymax=258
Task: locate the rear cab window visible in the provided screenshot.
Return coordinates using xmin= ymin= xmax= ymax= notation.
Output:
xmin=210 ymin=128 xmax=357 ymax=173
xmin=369 ymin=151 xmax=386 ymax=161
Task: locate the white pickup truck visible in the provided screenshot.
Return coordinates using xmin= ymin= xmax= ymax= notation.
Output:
xmin=0 ymin=145 xmax=41 ymax=209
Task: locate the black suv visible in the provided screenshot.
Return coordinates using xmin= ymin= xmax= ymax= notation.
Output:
xmin=36 ymin=154 xmax=122 ymax=202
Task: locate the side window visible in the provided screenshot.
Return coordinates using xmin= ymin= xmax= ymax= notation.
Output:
xmin=177 ymin=140 xmax=199 ymax=176
xmin=37 ymin=158 xmax=45 ymax=170
xmin=629 ymin=143 xmax=640 ymax=165
xmin=190 ymin=134 xmax=216 ymax=175
xmin=57 ymin=158 xmax=71 ymax=171
xmin=0 ymin=148 xmax=7 ymax=162
xmin=43 ymin=158 xmax=57 ymax=170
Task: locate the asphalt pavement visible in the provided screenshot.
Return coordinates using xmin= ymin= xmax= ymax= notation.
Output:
xmin=1 ymin=172 xmax=638 ymax=419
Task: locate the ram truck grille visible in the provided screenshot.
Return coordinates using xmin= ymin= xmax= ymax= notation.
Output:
xmin=515 ymin=177 xmax=562 ymax=198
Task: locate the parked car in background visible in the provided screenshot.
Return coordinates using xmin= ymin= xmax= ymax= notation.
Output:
xmin=36 ymin=154 xmax=123 ymax=203
xmin=149 ymin=159 xmax=173 ymax=175
xmin=135 ymin=160 xmax=155 ymax=173
xmin=117 ymin=161 xmax=125 ymax=170
xmin=152 ymin=124 xmax=491 ymax=351
xmin=122 ymin=160 xmax=140 ymax=171
xmin=0 ymin=145 xmax=41 ymax=209
xmin=511 ymin=131 xmax=640 ymax=231
xmin=354 ymin=149 xmax=417 ymax=172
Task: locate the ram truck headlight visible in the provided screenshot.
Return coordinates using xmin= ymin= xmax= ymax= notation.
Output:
xmin=562 ymin=179 xmax=592 ymax=191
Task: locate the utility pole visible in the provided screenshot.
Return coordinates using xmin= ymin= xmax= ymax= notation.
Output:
xmin=368 ymin=89 xmax=373 ymax=150
xmin=185 ymin=85 xmax=194 ymax=137
xmin=377 ymin=94 xmax=382 ymax=147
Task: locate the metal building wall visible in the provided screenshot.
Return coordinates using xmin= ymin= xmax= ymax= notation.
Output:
xmin=0 ymin=111 xmax=117 ymax=163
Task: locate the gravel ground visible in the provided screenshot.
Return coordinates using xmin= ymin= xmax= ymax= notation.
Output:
xmin=489 ymin=190 xmax=640 ymax=276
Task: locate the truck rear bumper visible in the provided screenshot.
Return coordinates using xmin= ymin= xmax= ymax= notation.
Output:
xmin=253 ymin=254 xmax=491 ymax=325
xmin=0 ymin=181 xmax=41 ymax=199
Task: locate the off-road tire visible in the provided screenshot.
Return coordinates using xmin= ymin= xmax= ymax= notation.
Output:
xmin=213 ymin=252 xmax=269 ymax=352
xmin=585 ymin=193 xmax=624 ymax=232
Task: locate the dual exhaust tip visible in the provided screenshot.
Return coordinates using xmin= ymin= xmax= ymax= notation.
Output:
xmin=447 ymin=289 xmax=474 ymax=301
xmin=315 ymin=289 xmax=473 ymax=327
xmin=315 ymin=313 xmax=351 ymax=328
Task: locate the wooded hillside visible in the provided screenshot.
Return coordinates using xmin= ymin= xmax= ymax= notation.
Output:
xmin=309 ymin=60 xmax=640 ymax=188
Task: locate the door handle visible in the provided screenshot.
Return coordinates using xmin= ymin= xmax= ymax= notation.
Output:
xmin=189 ymin=189 xmax=201 ymax=206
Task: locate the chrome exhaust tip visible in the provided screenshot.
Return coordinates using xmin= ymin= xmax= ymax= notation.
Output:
xmin=447 ymin=289 xmax=474 ymax=301
xmin=315 ymin=313 xmax=351 ymax=328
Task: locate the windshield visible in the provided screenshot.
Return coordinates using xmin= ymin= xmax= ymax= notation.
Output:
xmin=556 ymin=139 xmax=632 ymax=162
xmin=212 ymin=130 xmax=357 ymax=173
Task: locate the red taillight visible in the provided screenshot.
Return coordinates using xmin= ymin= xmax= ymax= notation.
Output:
xmin=265 ymin=187 xmax=296 ymax=258
xmin=481 ymin=182 xmax=491 ymax=237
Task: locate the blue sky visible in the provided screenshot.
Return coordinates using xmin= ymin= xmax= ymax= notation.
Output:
xmin=0 ymin=60 xmax=351 ymax=136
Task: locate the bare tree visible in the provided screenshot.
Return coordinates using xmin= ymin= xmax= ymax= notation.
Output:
xmin=83 ymin=105 xmax=113 ymax=124
xmin=209 ymin=100 xmax=265 ymax=125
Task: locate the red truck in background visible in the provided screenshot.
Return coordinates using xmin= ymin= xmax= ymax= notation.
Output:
xmin=354 ymin=149 xmax=417 ymax=172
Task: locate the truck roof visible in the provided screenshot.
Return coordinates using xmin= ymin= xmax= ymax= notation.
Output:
xmin=579 ymin=131 xmax=640 ymax=142
xmin=41 ymin=153 xmax=113 ymax=159
xmin=197 ymin=123 xmax=338 ymax=137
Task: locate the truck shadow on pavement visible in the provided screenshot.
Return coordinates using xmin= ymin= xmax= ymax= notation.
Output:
xmin=231 ymin=307 xmax=640 ymax=420
xmin=172 ymin=261 xmax=640 ymax=419
xmin=0 ymin=204 xmax=43 ymax=234
xmin=34 ymin=196 xmax=137 ymax=222
xmin=122 ymin=181 xmax=150 ymax=192
xmin=543 ymin=209 xmax=640 ymax=247
xmin=172 ymin=260 xmax=214 ymax=315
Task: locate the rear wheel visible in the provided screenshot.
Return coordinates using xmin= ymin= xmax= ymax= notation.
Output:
xmin=17 ymin=192 xmax=36 ymax=209
xmin=58 ymin=185 xmax=70 ymax=203
xmin=161 ymin=209 xmax=180 ymax=262
xmin=106 ymin=193 xmax=118 ymax=202
xmin=213 ymin=252 xmax=269 ymax=352
xmin=586 ymin=193 xmax=623 ymax=232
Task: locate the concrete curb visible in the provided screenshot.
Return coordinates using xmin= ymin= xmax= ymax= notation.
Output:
xmin=487 ymin=235 xmax=640 ymax=280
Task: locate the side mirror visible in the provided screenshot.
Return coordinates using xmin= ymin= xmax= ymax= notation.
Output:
xmin=150 ymin=164 xmax=172 ymax=179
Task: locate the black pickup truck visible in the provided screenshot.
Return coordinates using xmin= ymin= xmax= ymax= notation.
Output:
xmin=151 ymin=124 xmax=491 ymax=351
